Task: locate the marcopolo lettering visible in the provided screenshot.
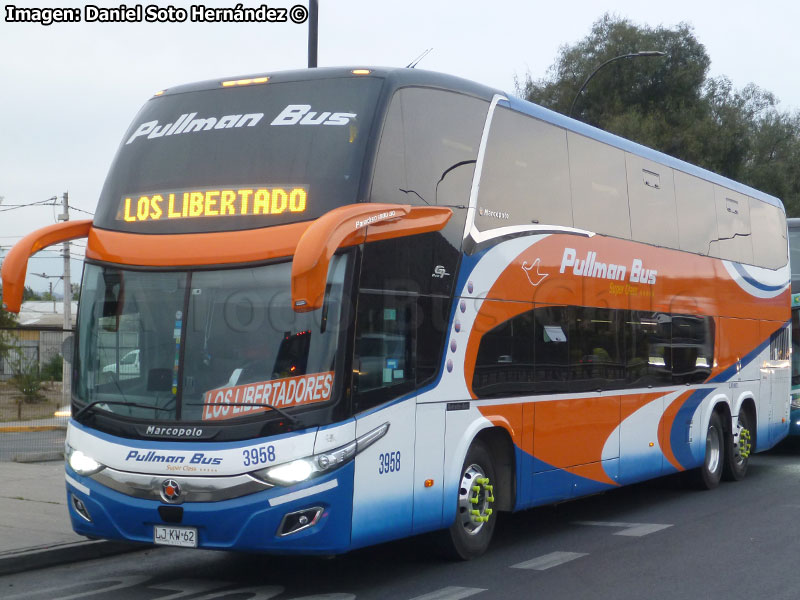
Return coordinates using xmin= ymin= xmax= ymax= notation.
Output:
xmin=144 ymin=426 xmax=204 ymax=438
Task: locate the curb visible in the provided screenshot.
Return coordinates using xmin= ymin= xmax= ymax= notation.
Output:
xmin=0 ymin=539 xmax=145 ymax=576
xmin=13 ymin=451 xmax=64 ymax=463
xmin=0 ymin=425 xmax=66 ymax=433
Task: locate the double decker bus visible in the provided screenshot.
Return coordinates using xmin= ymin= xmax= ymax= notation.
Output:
xmin=2 ymin=67 xmax=791 ymax=559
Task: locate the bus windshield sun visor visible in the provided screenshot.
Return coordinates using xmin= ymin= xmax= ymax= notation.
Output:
xmin=1 ymin=220 xmax=93 ymax=313
xmin=290 ymin=203 xmax=452 ymax=312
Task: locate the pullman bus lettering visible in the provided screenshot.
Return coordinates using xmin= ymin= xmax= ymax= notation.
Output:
xmin=560 ymin=247 xmax=657 ymax=284
xmin=126 ymin=111 xmax=264 ymax=145
xmin=125 ymin=451 xmax=222 ymax=465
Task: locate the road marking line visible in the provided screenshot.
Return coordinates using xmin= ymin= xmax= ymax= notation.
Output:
xmin=408 ymin=586 xmax=487 ymax=600
xmin=574 ymin=521 xmax=672 ymax=536
xmin=510 ymin=551 xmax=588 ymax=570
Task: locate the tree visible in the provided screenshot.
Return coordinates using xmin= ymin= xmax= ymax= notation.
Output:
xmin=22 ymin=286 xmax=42 ymax=301
xmin=517 ymin=13 xmax=800 ymax=215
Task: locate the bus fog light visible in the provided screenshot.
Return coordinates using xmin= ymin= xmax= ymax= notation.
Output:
xmin=278 ymin=507 xmax=323 ymax=536
xmin=71 ymin=494 xmax=92 ymax=522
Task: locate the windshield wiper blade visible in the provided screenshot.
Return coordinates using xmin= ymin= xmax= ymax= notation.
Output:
xmin=190 ymin=402 xmax=303 ymax=427
xmin=74 ymin=400 xmax=173 ymax=421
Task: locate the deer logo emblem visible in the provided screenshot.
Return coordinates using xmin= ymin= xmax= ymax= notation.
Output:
xmin=521 ymin=258 xmax=548 ymax=286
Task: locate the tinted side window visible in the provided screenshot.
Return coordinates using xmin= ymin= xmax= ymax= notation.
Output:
xmin=625 ymin=312 xmax=673 ymax=387
xmin=626 ymin=153 xmax=679 ymax=248
xmin=369 ymin=88 xmax=489 ymax=294
xmin=671 ymin=315 xmax=714 ymax=384
xmin=416 ymin=295 xmax=451 ymax=387
xmin=472 ymin=306 xmax=715 ymax=398
xmin=570 ymin=307 xmax=625 ymax=392
xmin=533 ymin=306 xmax=571 ymax=394
xmin=674 ymin=171 xmax=718 ymax=256
xmin=473 ymin=309 xmax=535 ymax=397
xmin=711 ymin=186 xmax=753 ymax=264
xmin=371 ymin=87 xmax=487 ymax=210
xmin=476 ymin=107 xmax=573 ymax=231
xmin=353 ymin=293 xmax=415 ymax=412
xmin=568 ymin=132 xmax=631 ymax=239
xmin=750 ymin=198 xmax=787 ymax=269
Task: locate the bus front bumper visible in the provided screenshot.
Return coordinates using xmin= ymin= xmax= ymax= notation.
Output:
xmin=65 ymin=462 xmax=355 ymax=555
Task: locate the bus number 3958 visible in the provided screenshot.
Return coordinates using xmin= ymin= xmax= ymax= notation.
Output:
xmin=243 ymin=445 xmax=276 ymax=467
xmin=379 ymin=451 xmax=401 ymax=474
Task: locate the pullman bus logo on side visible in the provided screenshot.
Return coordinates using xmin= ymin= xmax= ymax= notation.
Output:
xmin=560 ymin=247 xmax=657 ymax=284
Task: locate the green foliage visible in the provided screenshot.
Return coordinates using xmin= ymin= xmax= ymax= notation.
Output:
xmin=23 ymin=286 xmax=42 ymax=301
xmin=517 ymin=13 xmax=800 ymax=216
xmin=41 ymin=353 xmax=63 ymax=382
xmin=7 ymin=343 xmax=46 ymax=418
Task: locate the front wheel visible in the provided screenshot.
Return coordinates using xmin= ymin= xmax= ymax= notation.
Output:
xmin=440 ymin=440 xmax=497 ymax=560
xmin=723 ymin=409 xmax=753 ymax=481
xmin=689 ymin=411 xmax=724 ymax=490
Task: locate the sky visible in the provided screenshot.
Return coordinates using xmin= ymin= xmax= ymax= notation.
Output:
xmin=2 ymin=0 xmax=799 ymax=293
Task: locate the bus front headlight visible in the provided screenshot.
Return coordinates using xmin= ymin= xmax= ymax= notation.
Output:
xmin=253 ymin=422 xmax=388 ymax=486
xmin=66 ymin=445 xmax=105 ymax=476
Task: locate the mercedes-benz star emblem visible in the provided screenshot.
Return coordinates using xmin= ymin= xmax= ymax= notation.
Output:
xmin=161 ymin=479 xmax=182 ymax=503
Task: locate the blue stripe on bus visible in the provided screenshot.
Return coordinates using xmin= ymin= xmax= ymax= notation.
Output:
xmin=730 ymin=262 xmax=788 ymax=293
xmin=669 ymin=387 xmax=714 ymax=470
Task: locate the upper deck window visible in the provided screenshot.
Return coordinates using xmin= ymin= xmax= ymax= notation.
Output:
xmin=93 ymin=77 xmax=383 ymax=234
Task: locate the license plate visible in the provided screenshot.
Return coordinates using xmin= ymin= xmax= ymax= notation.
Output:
xmin=153 ymin=525 xmax=198 ymax=548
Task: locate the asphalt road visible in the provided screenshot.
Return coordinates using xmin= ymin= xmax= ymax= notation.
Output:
xmin=4 ymin=442 xmax=800 ymax=600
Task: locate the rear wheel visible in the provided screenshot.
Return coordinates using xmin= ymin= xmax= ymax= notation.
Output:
xmin=690 ymin=412 xmax=724 ymax=490
xmin=723 ymin=409 xmax=753 ymax=481
xmin=440 ymin=440 xmax=497 ymax=560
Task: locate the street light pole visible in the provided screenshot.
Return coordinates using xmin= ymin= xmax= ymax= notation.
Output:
xmin=308 ymin=0 xmax=318 ymax=68
xmin=569 ymin=51 xmax=667 ymax=119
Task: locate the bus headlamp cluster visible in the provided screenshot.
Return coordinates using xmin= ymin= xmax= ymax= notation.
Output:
xmin=66 ymin=445 xmax=105 ymax=476
xmin=253 ymin=422 xmax=389 ymax=486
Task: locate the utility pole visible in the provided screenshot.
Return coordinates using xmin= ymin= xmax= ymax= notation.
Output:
xmin=58 ymin=192 xmax=71 ymax=403
xmin=308 ymin=0 xmax=318 ymax=67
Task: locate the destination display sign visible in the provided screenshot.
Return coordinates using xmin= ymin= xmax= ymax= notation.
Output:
xmin=116 ymin=185 xmax=308 ymax=223
xmin=202 ymin=371 xmax=334 ymax=422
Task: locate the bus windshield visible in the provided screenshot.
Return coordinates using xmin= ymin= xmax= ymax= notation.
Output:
xmin=74 ymin=256 xmax=349 ymax=424
xmin=92 ymin=76 xmax=383 ymax=234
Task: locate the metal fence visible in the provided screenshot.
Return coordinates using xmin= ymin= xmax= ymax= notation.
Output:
xmin=0 ymin=326 xmax=72 ymax=462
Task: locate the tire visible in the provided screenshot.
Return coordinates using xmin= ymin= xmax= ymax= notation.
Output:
xmin=723 ymin=409 xmax=754 ymax=481
xmin=689 ymin=411 xmax=725 ymax=490
xmin=439 ymin=440 xmax=498 ymax=560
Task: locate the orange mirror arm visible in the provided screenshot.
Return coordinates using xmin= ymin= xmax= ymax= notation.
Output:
xmin=291 ymin=204 xmax=452 ymax=312
xmin=1 ymin=220 xmax=92 ymax=313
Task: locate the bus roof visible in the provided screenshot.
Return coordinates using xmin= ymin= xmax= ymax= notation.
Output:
xmin=154 ymin=66 xmax=783 ymax=212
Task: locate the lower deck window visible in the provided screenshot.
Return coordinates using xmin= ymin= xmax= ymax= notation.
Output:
xmin=473 ymin=306 xmax=715 ymax=398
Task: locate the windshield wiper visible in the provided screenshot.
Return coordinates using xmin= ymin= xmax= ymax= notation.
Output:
xmin=74 ymin=400 xmax=173 ymax=421
xmin=188 ymin=402 xmax=303 ymax=428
